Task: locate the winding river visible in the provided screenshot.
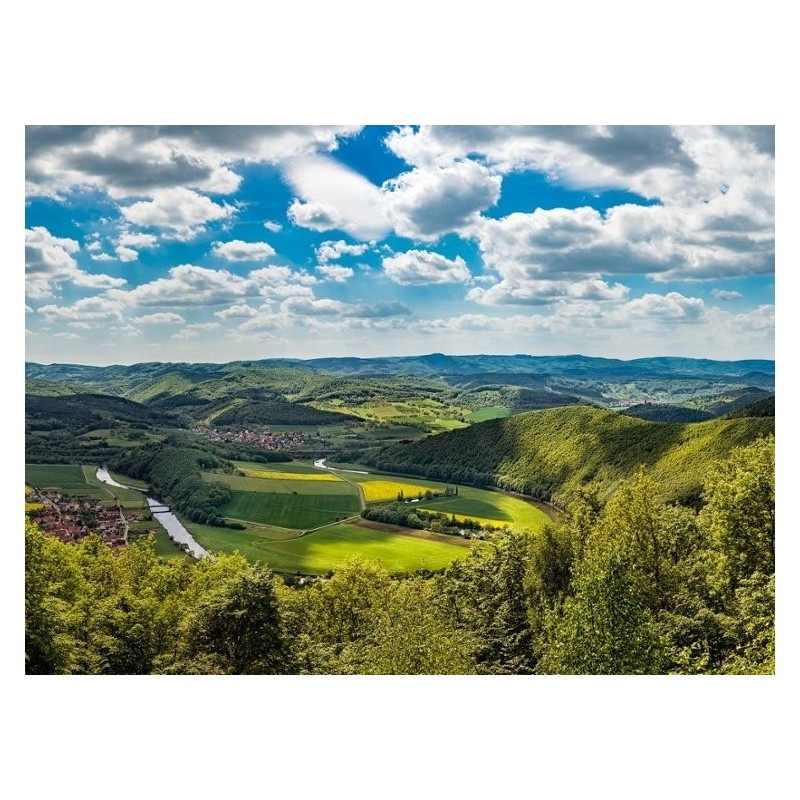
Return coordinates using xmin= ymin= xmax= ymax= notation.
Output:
xmin=95 ymin=468 xmax=208 ymax=559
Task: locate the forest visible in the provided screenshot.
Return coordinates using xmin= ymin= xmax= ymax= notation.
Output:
xmin=25 ymin=436 xmax=774 ymax=675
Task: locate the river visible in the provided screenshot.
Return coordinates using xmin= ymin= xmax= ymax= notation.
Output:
xmin=95 ymin=467 xmax=208 ymax=559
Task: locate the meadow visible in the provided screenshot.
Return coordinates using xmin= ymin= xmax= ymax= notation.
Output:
xmin=185 ymin=518 xmax=473 ymax=574
xmin=340 ymin=470 xmax=551 ymax=531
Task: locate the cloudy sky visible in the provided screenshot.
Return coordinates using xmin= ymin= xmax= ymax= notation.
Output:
xmin=24 ymin=125 xmax=774 ymax=365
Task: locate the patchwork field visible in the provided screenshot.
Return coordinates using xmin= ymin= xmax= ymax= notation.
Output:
xmin=25 ymin=463 xmax=146 ymax=506
xmin=185 ymin=518 xmax=473 ymax=574
xmin=323 ymin=469 xmax=552 ymax=530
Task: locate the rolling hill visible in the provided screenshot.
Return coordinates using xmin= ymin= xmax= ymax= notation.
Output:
xmin=365 ymin=405 xmax=775 ymax=507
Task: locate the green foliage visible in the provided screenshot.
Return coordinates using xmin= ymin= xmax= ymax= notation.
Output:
xmin=367 ymin=406 xmax=774 ymax=507
xmin=24 ymin=433 xmax=775 ymax=675
xmin=212 ymin=399 xmax=358 ymax=426
xmin=700 ymin=435 xmax=775 ymax=587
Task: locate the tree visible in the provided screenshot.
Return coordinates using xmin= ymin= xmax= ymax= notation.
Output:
xmin=184 ymin=561 xmax=292 ymax=674
xmin=700 ymin=436 xmax=775 ymax=589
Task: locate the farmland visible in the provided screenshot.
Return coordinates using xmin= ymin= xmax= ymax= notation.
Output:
xmin=25 ymin=463 xmax=147 ymax=507
xmin=185 ymin=518 xmax=472 ymax=575
xmin=339 ymin=470 xmax=551 ymax=531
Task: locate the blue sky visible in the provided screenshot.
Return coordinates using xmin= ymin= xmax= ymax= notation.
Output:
xmin=24 ymin=125 xmax=774 ymax=365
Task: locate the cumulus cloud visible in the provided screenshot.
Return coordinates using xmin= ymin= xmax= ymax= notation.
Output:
xmin=385 ymin=125 xmax=697 ymax=187
xmin=382 ymin=250 xmax=470 ymax=285
xmin=212 ymin=239 xmax=276 ymax=262
xmin=283 ymin=154 xmax=391 ymax=240
xmin=614 ymin=292 xmax=705 ymax=321
xmin=121 ymin=188 xmax=235 ymax=240
xmin=316 ymin=240 xmax=369 ymax=263
xmin=263 ymin=220 xmax=283 ymax=233
xmin=118 ymin=232 xmax=158 ymax=249
xmin=317 ymin=265 xmax=354 ymax=283
xmin=343 ymin=301 xmax=411 ymax=319
xmin=108 ymin=264 xmax=255 ymax=308
xmin=25 ymin=226 xmax=126 ymax=298
xmin=38 ymin=296 xmax=125 ymax=324
xmin=214 ymin=304 xmax=259 ymax=320
xmin=711 ymin=289 xmax=743 ymax=301
xmin=133 ymin=312 xmax=185 ymax=324
xmin=25 ymin=125 xmax=361 ymax=199
xmin=467 ymin=277 xmax=630 ymax=306
xmin=384 ymin=159 xmax=501 ymax=240
xmin=115 ymin=245 xmax=139 ymax=262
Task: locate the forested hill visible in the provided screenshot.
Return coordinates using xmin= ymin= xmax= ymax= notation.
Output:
xmin=25 ymin=353 xmax=775 ymax=382
xmin=364 ymin=406 xmax=775 ymax=507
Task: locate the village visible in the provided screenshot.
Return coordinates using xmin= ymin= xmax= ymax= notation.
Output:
xmin=25 ymin=488 xmax=149 ymax=549
xmin=197 ymin=426 xmax=305 ymax=450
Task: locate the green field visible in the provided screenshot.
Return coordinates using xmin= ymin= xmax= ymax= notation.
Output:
xmin=186 ymin=518 xmax=473 ymax=574
xmin=333 ymin=470 xmax=549 ymax=530
xmin=468 ymin=406 xmax=511 ymax=423
xmin=220 ymin=490 xmax=360 ymax=530
xmin=25 ymin=463 xmax=146 ymax=506
xmin=415 ymin=485 xmax=551 ymax=531
xmin=203 ymin=471 xmax=356 ymax=496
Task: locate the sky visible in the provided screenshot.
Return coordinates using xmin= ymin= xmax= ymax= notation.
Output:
xmin=24 ymin=125 xmax=775 ymax=365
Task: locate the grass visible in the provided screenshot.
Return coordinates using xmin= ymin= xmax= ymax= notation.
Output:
xmin=220 ymin=490 xmax=360 ymax=530
xmin=233 ymin=460 xmax=323 ymax=475
xmin=203 ymin=471 xmax=356 ymax=497
xmin=187 ymin=519 xmax=474 ymax=575
xmin=128 ymin=528 xmax=193 ymax=560
xmin=414 ymin=485 xmax=550 ymax=531
xmin=468 ymin=406 xmax=511 ymax=423
xmin=24 ymin=463 xmax=148 ymax=509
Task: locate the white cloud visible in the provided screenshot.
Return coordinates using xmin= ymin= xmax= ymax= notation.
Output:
xmin=283 ymin=154 xmax=391 ymax=240
xmin=25 ymin=226 xmax=126 ymax=298
xmin=384 ymin=159 xmax=501 ymax=241
xmin=121 ymin=188 xmax=235 ymax=240
xmin=212 ymin=239 xmax=276 ymax=262
xmin=38 ymin=296 xmax=125 ymax=323
xmin=86 ymin=240 xmax=102 ymax=252
xmin=281 ymin=296 xmax=348 ymax=316
xmin=115 ymin=245 xmax=139 ymax=262
xmin=382 ymin=250 xmax=470 ymax=285
xmin=711 ymin=289 xmax=743 ymax=301
xmin=133 ymin=312 xmax=185 ymax=325
xmin=263 ymin=220 xmax=283 ymax=233
xmin=316 ymin=240 xmax=369 ymax=263
xmin=108 ymin=264 xmax=255 ymax=308
xmin=25 ymin=125 xmax=362 ymax=200
xmin=90 ymin=252 xmax=114 ymax=262
xmin=118 ymin=232 xmax=158 ymax=249
xmin=215 ymin=304 xmax=259 ymax=320
xmin=613 ymin=292 xmax=705 ymax=321
xmin=467 ymin=277 xmax=630 ymax=306
xmin=317 ymin=265 xmax=354 ymax=283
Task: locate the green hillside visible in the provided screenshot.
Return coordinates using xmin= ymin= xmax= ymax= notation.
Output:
xmin=366 ymin=406 xmax=775 ymax=506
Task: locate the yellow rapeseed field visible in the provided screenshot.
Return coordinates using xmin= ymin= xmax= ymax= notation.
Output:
xmin=360 ymin=480 xmax=441 ymax=503
xmin=242 ymin=468 xmax=341 ymax=482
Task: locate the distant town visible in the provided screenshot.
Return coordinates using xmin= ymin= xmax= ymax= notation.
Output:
xmin=196 ymin=427 xmax=305 ymax=450
xmin=26 ymin=488 xmax=150 ymax=548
